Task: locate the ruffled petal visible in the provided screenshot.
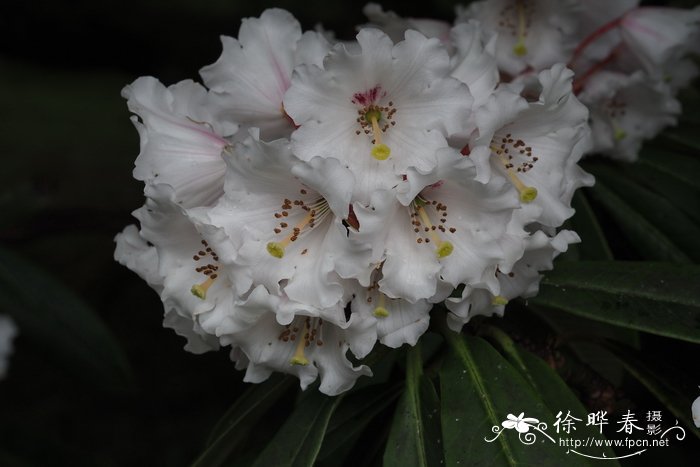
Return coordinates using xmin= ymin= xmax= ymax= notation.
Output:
xmin=122 ymin=77 xmax=229 ymax=208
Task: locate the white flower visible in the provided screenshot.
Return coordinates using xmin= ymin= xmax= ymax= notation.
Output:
xmin=351 ymin=150 xmax=525 ymax=303
xmin=578 ymin=70 xmax=680 ymax=162
xmin=446 ymin=229 xmax=578 ymax=331
xmin=115 ymin=187 xmax=227 ymax=353
xmin=114 ymin=6 xmax=601 ymax=394
xmin=214 ymin=286 xmax=374 ymax=396
xmin=0 ymin=315 xmax=17 ymax=379
xmin=284 ymin=28 xmax=472 ymax=203
xmin=191 ymin=133 xmax=372 ymax=312
xmin=470 ymin=64 xmax=593 ymax=227
xmin=361 ymin=3 xmax=453 ymax=49
xmin=350 ymin=269 xmax=432 ymax=348
xmin=449 ymin=20 xmax=500 ymax=111
xmin=122 ymin=76 xmax=231 ymax=208
xmin=570 ymin=0 xmax=639 ymax=66
xmin=457 ymin=0 xmax=579 ymax=76
xmin=619 ymin=6 xmax=700 ymax=77
xmin=693 ymin=391 xmax=700 ymax=428
xmin=201 ymin=9 xmax=330 ymax=140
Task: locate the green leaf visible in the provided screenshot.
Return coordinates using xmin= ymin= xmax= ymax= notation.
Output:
xmin=584 ymin=182 xmax=691 ymax=263
xmin=480 ymin=325 xmax=618 ymax=462
xmin=251 ymin=389 xmax=342 ymax=467
xmin=627 ymin=153 xmax=700 ymax=225
xmin=440 ymin=331 xmax=588 ymax=466
xmin=587 ymin=163 xmax=700 ymax=261
xmin=317 ymin=383 xmax=401 ymax=462
xmin=0 ymin=246 xmax=131 ymax=390
xmin=384 ymin=343 xmax=444 ymax=467
xmin=569 ymin=191 xmax=614 ymax=261
xmin=638 ymin=149 xmax=700 ymax=191
xmin=659 ymin=130 xmax=700 ymax=152
xmin=193 ymin=375 xmax=295 ymax=467
xmin=532 ymin=261 xmax=700 ymax=344
xmin=601 ymin=341 xmax=700 ymax=441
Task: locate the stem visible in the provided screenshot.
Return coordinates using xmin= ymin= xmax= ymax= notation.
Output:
xmin=572 ymin=44 xmax=622 ymax=94
xmin=569 ymin=16 xmax=623 ymax=67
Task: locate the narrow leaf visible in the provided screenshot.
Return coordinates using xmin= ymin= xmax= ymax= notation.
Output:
xmin=440 ymin=331 xmax=588 ymax=466
xmin=0 ymin=246 xmax=131 ymax=389
xmin=587 ymin=164 xmax=700 ymax=261
xmin=585 ymin=182 xmax=691 ymax=263
xmin=626 ymin=155 xmax=700 ymax=225
xmin=251 ymin=390 xmax=342 ymax=467
xmin=480 ymin=325 xmax=618 ymax=462
xmin=384 ymin=343 xmax=444 ymax=467
xmin=532 ymin=261 xmax=700 ymax=344
xmin=570 ymin=191 xmax=614 ymax=261
xmin=638 ymin=149 xmax=700 ymax=191
xmin=318 ymin=383 xmax=401 ymax=461
xmin=193 ymin=375 xmax=294 ymax=467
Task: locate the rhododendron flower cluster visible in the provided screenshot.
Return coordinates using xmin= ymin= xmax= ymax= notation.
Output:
xmin=115 ymin=2 xmax=697 ymax=395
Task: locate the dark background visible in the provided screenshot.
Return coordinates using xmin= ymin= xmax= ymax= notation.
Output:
xmin=0 ymin=1 xmax=697 ymax=465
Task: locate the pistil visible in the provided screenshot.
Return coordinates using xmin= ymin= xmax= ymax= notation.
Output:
xmin=369 ymin=113 xmax=391 ymax=160
xmin=491 ymin=145 xmax=538 ymax=203
xmin=191 ymin=276 xmax=216 ymax=299
xmin=513 ymin=0 xmax=528 ymax=56
xmin=414 ymin=200 xmax=454 ymax=259
xmin=373 ymin=293 xmax=390 ymax=318
xmin=290 ymin=320 xmax=310 ymax=366
xmin=267 ymin=199 xmax=329 ymax=259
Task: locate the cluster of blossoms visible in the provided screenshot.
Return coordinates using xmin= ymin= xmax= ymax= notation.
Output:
xmin=114 ymin=2 xmax=695 ymax=395
xmin=453 ymin=0 xmax=700 ymax=161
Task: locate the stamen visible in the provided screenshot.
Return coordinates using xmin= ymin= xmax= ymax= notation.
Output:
xmin=369 ymin=114 xmax=391 ymax=160
xmin=513 ymin=0 xmax=528 ymax=56
xmin=191 ymin=276 xmax=216 ymax=300
xmin=415 ymin=202 xmax=454 ymax=258
xmin=491 ymin=145 xmax=538 ymax=203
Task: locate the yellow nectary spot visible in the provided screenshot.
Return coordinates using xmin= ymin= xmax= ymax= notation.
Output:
xmin=436 ymin=241 xmax=454 ymax=259
xmin=614 ymin=128 xmax=627 ymax=141
xmin=513 ymin=42 xmax=527 ymax=56
xmin=491 ymin=295 xmax=509 ymax=306
xmin=371 ymin=143 xmax=391 ymax=160
xmin=267 ymin=242 xmax=285 ymax=258
xmin=519 ymin=186 xmax=538 ymax=203
xmin=373 ymin=306 xmax=389 ymax=318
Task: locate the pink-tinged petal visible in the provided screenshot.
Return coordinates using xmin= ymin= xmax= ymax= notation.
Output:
xmin=122 ymin=77 xmax=228 ymax=208
xmin=200 ymin=9 xmax=326 ymax=140
xmin=620 ymin=6 xmax=700 ymax=73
